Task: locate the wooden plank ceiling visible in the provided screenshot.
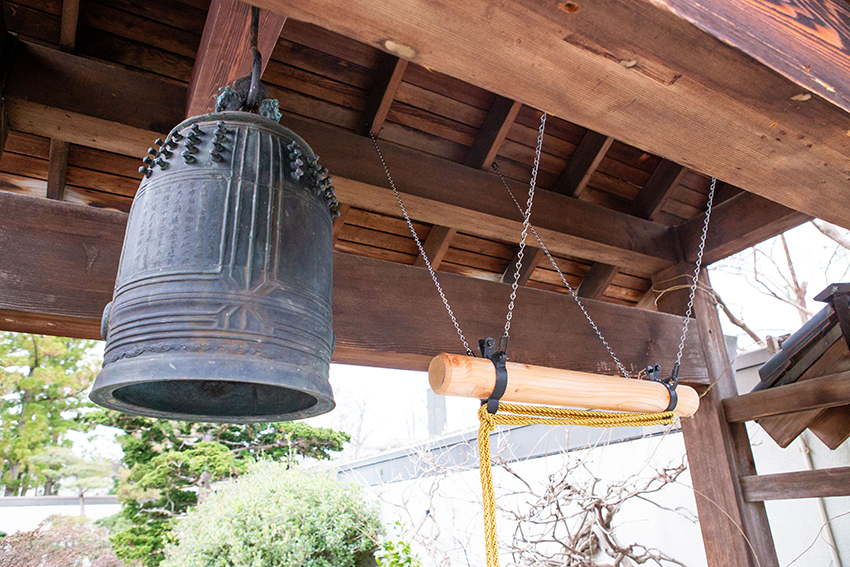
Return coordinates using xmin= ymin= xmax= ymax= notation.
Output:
xmin=0 ymin=0 xmax=812 ymax=311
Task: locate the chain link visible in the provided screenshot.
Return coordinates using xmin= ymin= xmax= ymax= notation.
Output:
xmin=675 ymin=176 xmax=717 ymax=367
xmin=493 ymin=164 xmax=633 ymax=379
xmin=503 ymin=112 xmax=546 ymax=338
xmin=369 ymin=133 xmax=474 ymax=356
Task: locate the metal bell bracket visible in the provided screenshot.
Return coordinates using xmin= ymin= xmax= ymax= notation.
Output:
xmin=480 ymin=336 xmax=509 ymax=414
xmin=645 ymin=363 xmax=679 ymax=412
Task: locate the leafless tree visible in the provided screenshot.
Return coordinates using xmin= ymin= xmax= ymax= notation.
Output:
xmin=496 ymin=456 xmax=692 ymax=567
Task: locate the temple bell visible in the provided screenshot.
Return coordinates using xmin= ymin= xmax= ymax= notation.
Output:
xmin=89 ymin=77 xmax=340 ymax=423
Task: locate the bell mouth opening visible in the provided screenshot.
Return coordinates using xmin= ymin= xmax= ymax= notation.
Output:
xmin=91 ymin=355 xmax=335 ymax=423
xmin=111 ymin=380 xmax=318 ymax=421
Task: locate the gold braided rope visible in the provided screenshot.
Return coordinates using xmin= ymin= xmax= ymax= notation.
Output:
xmin=477 ymin=402 xmax=676 ymax=567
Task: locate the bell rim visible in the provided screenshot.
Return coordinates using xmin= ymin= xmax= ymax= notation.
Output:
xmin=90 ymin=354 xmax=335 ymax=423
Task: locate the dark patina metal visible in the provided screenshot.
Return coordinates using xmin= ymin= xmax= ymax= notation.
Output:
xmin=90 ymin=108 xmax=338 ymax=423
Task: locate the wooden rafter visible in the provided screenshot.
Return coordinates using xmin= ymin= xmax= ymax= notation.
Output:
xmin=1 ymin=43 xmax=679 ymax=273
xmin=187 ymin=0 xmax=286 ymax=117
xmin=46 ymin=139 xmax=69 ymax=201
xmin=331 ymin=203 xmax=351 ymax=245
xmin=501 ymin=246 xmax=544 ymax=286
xmin=59 ymin=0 xmax=80 ymax=53
xmin=628 ymin=160 xmax=686 ymax=220
xmin=0 ymin=191 xmax=710 ymax=383
xmin=358 ymin=54 xmax=408 ymax=136
xmin=575 ymin=262 xmax=619 ymax=300
xmin=0 ymin=33 xmax=18 ymax=160
xmin=251 ymin=0 xmax=850 ymax=230
xmin=47 ymin=0 xmax=79 ymax=202
xmin=414 ymin=225 xmax=456 ymax=269
xmin=551 ymin=130 xmax=612 ymax=198
xmin=464 ymin=96 xmax=522 ymax=170
xmin=578 ymin=159 xmax=684 ymax=300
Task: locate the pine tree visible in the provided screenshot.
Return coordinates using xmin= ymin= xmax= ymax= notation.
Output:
xmin=0 ymin=333 xmax=99 ymax=496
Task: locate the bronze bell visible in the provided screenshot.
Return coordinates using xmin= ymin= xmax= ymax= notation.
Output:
xmin=90 ymin=100 xmax=339 ymax=422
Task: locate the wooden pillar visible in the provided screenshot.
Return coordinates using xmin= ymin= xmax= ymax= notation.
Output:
xmin=655 ymin=265 xmax=778 ymax=567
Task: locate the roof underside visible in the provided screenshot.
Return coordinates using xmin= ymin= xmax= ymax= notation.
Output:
xmin=0 ymin=0 xmax=816 ymax=309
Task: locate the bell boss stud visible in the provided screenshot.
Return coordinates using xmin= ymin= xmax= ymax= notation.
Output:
xmin=428 ymin=353 xmax=699 ymax=418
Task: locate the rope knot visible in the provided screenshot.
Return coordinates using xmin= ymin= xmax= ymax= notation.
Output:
xmin=478 ymin=404 xmax=496 ymax=430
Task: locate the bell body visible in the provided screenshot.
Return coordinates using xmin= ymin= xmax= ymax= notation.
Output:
xmin=90 ymin=111 xmax=336 ymax=422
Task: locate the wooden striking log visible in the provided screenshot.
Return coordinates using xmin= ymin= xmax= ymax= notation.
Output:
xmin=429 ymin=353 xmax=699 ymax=418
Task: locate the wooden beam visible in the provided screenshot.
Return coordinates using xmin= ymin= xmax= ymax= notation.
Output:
xmin=656 ymin=0 xmax=850 ymax=114
xmin=5 ymin=42 xmax=185 ymax=139
xmin=358 ymin=54 xmax=407 ymax=136
xmin=329 ymin=175 xmax=672 ymax=274
xmin=723 ymin=371 xmax=850 ymax=423
xmin=657 ymin=268 xmax=778 ymax=567
xmin=501 ymin=246 xmax=544 ymax=286
xmin=740 ymin=467 xmax=850 ymax=502
xmin=629 ymin=160 xmax=686 ymax=219
xmin=46 ymin=138 xmax=69 ymax=201
xmin=249 ymin=0 xmax=850 ymax=230
xmin=187 ymin=0 xmax=286 ymax=117
xmin=59 ymin=0 xmax=80 ymax=53
xmin=464 ymin=96 xmax=522 ymax=170
xmin=551 ymin=130 xmax=612 ymax=198
xmin=1 ymin=43 xmax=678 ymax=272
xmin=0 ymin=193 xmax=125 ymax=333
xmin=576 ymin=263 xmax=619 ymax=300
xmin=679 ymin=191 xmax=811 ymax=265
xmin=0 ymin=191 xmax=709 ymax=383
xmin=414 ymin=225 xmax=455 ymax=269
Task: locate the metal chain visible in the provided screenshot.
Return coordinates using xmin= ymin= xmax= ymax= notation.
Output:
xmin=503 ymin=112 xmax=547 ymax=338
xmin=494 ymin=166 xmax=718 ymax=379
xmin=675 ymin=176 xmax=717 ymax=367
xmin=493 ymin=164 xmax=632 ymax=380
xmin=369 ymin=132 xmax=474 ymax=356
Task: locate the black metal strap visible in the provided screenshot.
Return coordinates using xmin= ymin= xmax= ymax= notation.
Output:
xmin=479 ymin=337 xmax=508 ymax=414
xmin=646 ymin=363 xmax=678 ymax=412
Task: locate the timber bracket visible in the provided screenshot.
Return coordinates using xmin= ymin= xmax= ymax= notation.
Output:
xmin=480 ymin=336 xmax=508 ymax=414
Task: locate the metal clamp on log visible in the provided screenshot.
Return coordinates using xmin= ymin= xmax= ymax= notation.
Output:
xmin=646 ymin=363 xmax=678 ymax=412
xmin=479 ymin=336 xmax=508 ymax=414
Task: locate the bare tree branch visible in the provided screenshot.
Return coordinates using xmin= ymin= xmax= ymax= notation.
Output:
xmin=812 ymin=219 xmax=850 ymax=250
xmin=705 ymin=286 xmax=764 ymax=346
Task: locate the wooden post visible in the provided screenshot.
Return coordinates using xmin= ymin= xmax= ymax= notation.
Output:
xmin=656 ymin=266 xmax=778 ymax=567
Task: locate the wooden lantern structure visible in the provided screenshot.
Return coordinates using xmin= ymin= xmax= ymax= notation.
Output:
xmin=1 ymin=1 xmax=849 ymax=565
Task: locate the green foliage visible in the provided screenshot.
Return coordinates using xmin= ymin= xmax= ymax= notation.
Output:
xmin=0 ymin=333 xmax=99 ymax=496
xmin=0 ymin=515 xmax=133 ymax=567
xmin=162 ymin=461 xmax=382 ymax=567
xmin=375 ymin=523 xmax=421 ymax=567
xmin=91 ymin=411 xmax=351 ymax=566
xmin=376 ymin=539 xmax=422 ymax=567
